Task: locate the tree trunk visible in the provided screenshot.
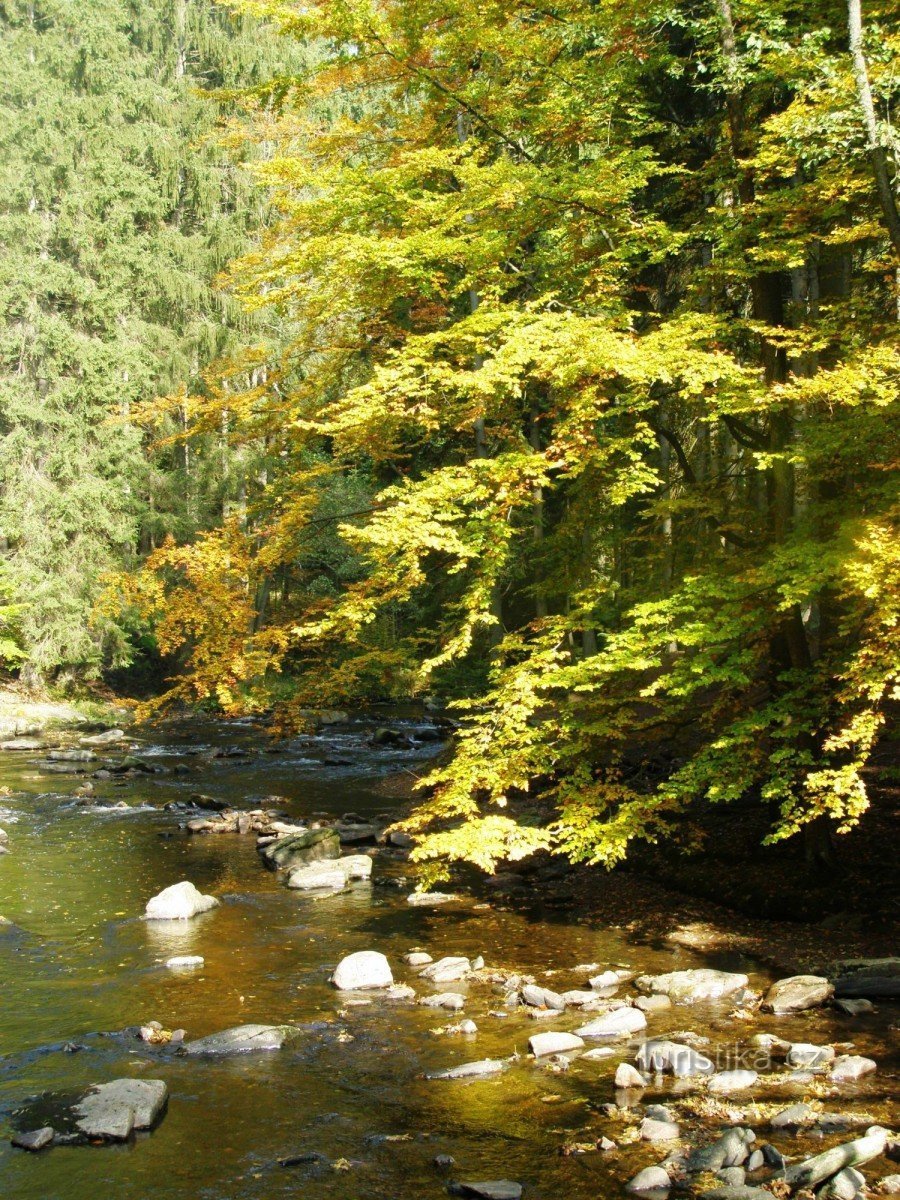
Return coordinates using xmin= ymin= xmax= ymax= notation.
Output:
xmin=848 ymin=0 xmax=900 ymax=255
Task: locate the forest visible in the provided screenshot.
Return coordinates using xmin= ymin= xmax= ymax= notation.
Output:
xmin=1 ymin=0 xmax=898 ymax=884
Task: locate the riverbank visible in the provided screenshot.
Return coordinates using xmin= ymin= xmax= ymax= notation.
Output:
xmin=0 ymin=683 xmax=129 ymax=741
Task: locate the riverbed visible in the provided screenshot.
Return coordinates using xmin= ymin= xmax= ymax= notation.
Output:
xmin=0 ymin=716 xmax=896 ymax=1200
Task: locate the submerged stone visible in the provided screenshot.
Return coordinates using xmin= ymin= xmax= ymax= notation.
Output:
xmin=181 ymin=1024 xmax=301 ymax=1055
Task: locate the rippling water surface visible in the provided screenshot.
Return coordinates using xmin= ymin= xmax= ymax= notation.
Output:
xmin=0 ymin=717 xmax=895 ymax=1200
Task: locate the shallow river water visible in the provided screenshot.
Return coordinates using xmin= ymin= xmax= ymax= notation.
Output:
xmin=0 ymin=716 xmax=896 ymax=1200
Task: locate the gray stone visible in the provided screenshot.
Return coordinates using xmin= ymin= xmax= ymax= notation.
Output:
xmin=165 ymin=955 xmax=204 ymax=969
xmin=11 ymin=1127 xmax=54 ymax=1151
xmin=404 ymin=951 xmax=433 ymax=966
xmin=419 ymin=956 xmax=470 ymax=983
xmin=626 ymin=1166 xmax=672 ymax=1192
xmin=450 ymin=1182 xmax=522 ymax=1200
xmin=635 ymin=1039 xmax=714 ymax=1077
xmin=577 ymin=1006 xmax=647 ymax=1038
xmin=642 ymin=1118 xmax=680 ymax=1142
xmin=829 ymin=1055 xmax=876 ymax=1082
xmin=716 ymin=1168 xmax=747 ymax=1187
xmin=48 ymin=749 xmax=96 ymax=762
xmin=746 ymin=1151 xmax=764 ymax=1172
xmin=787 ymin=1042 xmax=835 ymax=1069
xmin=820 ymin=1168 xmax=867 ymax=1200
xmin=879 ymin=1175 xmax=900 ymax=1194
xmin=589 ymin=970 xmax=621 ymax=990
xmin=709 ymin=1070 xmax=758 ymax=1093
xmin=420 ymin=992 xmax=466 ymax=1011
xmin=700 ymin=1189 xmax=773 ymax=1200
xmin=833 ymin=958 xmax=900 ymax=998
xmin=287 ymin=864 xmax=346 ymax=891
xmin=144 ymin=881 xmax=219 ymax=920
xmin=582 ymin=1047 xmax=615 ymax=1061
xmin=427 ymin=1058 xmax=508 ymax=1080
xmin=762 ymin=975 xmax=833 ymax=1014
xmin=521 ymin=983 xmax=565 ymax=1010
xmin=634 ymin=969 xmax=748 ymax=1004
xmin=332 ymin=951 xmax=393 ymax=990
xmin=80 ymin=728 xmax=126 ymax=746
xmin=615 ymin=1062 xmax=647 ymax=1089
xmin=771 ymin=1103 xmax=815 ymax=1129
xmin=635 ymin=994 xmax=672 ymax=1014
xmin=73 ymin=1079 xmax=168 ymax=1140
xmin=261 ymin=827 xmax=340 ymax=871
xmin=561 ymin=989 xmax=602 ymax=1007
xmin=407 ymin=891 xmax=459 ymax=906
xmin=384 ymin=983 xmax=416 ymax=1001
xmin=688 ymin=1129 xmax=756 ymax=1173
xmin=181 ymin=1024 xmax=301 ymax=1055
xmin=528 ymin=1031 xmax=584 ymax=1057
xmin=834 ymin=998 xmax=874 ymax=1016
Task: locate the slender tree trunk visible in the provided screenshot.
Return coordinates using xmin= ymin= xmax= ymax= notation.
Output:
xmin=848 ymin=0 xmax=900 ymax=256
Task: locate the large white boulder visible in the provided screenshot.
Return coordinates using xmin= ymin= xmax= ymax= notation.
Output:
xmin=144 ymin=881 xmax=219 ymax=920
xmin=331 ymin=950 xmax=393 ymax=990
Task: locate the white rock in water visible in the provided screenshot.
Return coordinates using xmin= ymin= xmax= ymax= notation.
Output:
xmin=73 ymin=1079 xmax=168 ymax=1140
xmin=528 ymin=1031 xmax=584 ymax=1057
xmin=582 ymin=1046 xmax=616 ymax=1061
xmin=635 ymin=1038 xmax=715 ymax=1077
xmin=641 ymin=1117 xmax=680 ymax=1142
xmin=340 ymin=854 xmax=373 ymax=880
xmin=404 ymin=951 xmax=433 ymax=966
xmin=634 ymin=968 xmax=748 ymax=1003
xmin=144 ymin=881 xmax=219 ymax=920
xmin=787 ymin=1042 xmax=835 ymax=1069
xmin=419 ymin=956 xmax=470 ymax=983
xmin=331 ymin=950 xmax=393 ymax=990
xmin=708 ymin=1069 xmax=758 ymax=1093
xmin=288 ymin=864 xmax=347 ymax=891
xmin=589 ymin=970 xmax=621 ymax=989
xmin=577 ymin=1006 xmax=647 ymax=1038
xmin=615 ymin=1062 xmax=647 ymax=1088
xmin=627 ymin=1166 xmax=672 ymax=1192
xmin=407 ymin=892 xmax=458 ymax=906
xmin=420 ymin=992 xmax=465 ymax=1010
xmin=166 ymin=955 xmax=204 ymax=969
xmin=80 ymin=728 xmax=126 ymax=746
xmin=829 ymin=1055 xmax=876 ymax=1081
xmin=762 ymin=975 xmax=834 ymax=1014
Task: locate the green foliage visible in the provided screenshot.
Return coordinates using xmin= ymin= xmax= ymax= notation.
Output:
xmin=107 ymin=0 xmax=900 ymax=875
xmin=0 ymin=0 xmax=301 ymax=677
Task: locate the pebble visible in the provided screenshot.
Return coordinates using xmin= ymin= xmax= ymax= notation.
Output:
xmin=404 ymin=951 xmax=433 ymax=966
xmin=166 ymin=955 xmax=204 ymax=969
xmin=11 ymin=1127 xmax=54 ymax=1152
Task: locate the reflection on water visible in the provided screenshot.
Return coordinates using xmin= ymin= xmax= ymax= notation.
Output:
xmin=0 ymin=718 xmax=896 ymax=1200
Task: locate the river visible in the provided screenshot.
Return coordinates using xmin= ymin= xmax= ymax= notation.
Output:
xmin=0 ymin=715 xmax=895 ymax=1199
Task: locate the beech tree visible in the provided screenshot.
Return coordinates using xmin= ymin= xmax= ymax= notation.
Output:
xmin=113 ymin=0 xmax=899 ymax=876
